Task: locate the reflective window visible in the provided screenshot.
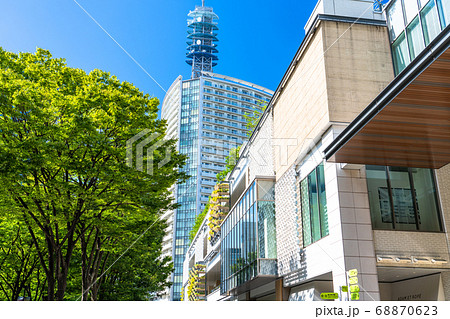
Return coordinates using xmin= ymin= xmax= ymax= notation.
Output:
xmin=387 ymin=0 xmax=447 ymax=75
xmin=300 ymin=163 xmax=328 ymax=247
xmin=407 ymin=16 xmax=426 ymax=61
xmin=388 ymin=0 xmax=406 ymax=40
xmin=436 ymin=0 xmax=450 ymax=27
xmin=220 ymin=179 xmax=276 ymax=295
xmin=392 ymin=32 xmax=410 ymax=74
xmin=404 ymin=0 xmax=420 ymax=23
xmin=366 ymin=166 xmax=394 ymax=230
xmin=388 ymin=167 xmax=417 ymax=231
xmin=317 ymin=164 xmax=329 ymax=237
xmin=421 ymin=0 xmax=441 ymax=45
xmin=411 ymin=168 xmax=441 ymax=231
xmin=300 ymin=179 xmax=311 ymax=246
xmin=366 ymin=165 xmax=442 ymax=232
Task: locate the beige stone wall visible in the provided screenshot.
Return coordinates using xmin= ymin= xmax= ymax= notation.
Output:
xmin=373 ymin=231 xmax=450 ymax=262
xmin=322 ymin=21 xmax=394 ymax=123
xmin=273 ymin=23 xmax=329 ymax=179
xmin=441 ymin=271 xmax=450 ymax=300
xmin=273 ymin=20 xmax=394 ymax=180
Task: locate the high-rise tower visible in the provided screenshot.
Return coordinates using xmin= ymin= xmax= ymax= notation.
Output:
xmin=186 ymin=1 xmax=219 ymax=78
xmin=160 ymin=1 xmax=273 ymax=301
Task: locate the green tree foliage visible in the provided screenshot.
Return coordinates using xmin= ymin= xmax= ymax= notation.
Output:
xmin=189 ymin=199 xmax=210 ymax=243
xmin=88 ymin=218 xmax=173 ymax=301
xmin=216 ymin=146 xmax=241 ymax=182
xmin=0 ymin=48 xmax=186 ymax=300
xmin=0 ymin=202 xmax=47 ymax=301
xmin=243 ymin=100 xmax=267 ymax=136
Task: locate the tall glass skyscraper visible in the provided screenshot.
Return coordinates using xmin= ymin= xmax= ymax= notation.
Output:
xmin=160 ymin=1 xmax=273 ymax=301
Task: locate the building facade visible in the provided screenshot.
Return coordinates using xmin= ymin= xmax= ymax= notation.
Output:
xmin=182 ymin=0 xmax=450 ymax=301
xmin=160 ymin=2 xmax=273 ymax=300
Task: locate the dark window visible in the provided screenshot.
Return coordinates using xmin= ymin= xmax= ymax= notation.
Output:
xmin=366 ymin=165 xmax=442 ymax=232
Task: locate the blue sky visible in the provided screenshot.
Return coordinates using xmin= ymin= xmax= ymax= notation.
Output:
xmin=0 ymin=0 xmax=317 ymax=117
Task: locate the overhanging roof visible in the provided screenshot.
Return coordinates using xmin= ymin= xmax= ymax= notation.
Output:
xmin=325 ymin=25 xmax=450 ymax=169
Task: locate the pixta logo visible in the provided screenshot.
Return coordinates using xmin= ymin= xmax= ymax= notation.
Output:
xmin=126 ymin=129 xmax=171 ymax=175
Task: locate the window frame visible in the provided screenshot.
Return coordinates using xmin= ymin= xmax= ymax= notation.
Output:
xmin=366 ymin=166 xmax=443 ymax=233
xmin=386 ymin=0 xmax=446 ymax=75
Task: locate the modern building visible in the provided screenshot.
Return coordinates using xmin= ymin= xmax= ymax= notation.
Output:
xmin=323 ymin=0 xmax=450 ymax=300
xmin=182 ymin=0 xmax=450 ymax=301
xmin=160 ymin=2 xmax=273 ymax=300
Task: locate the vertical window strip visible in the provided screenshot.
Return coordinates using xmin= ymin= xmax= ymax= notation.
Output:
xmin=309 ymin=169 xmax=321 ymax=243
xmin=384 ymin=166 xmax=397 ymax=229
xmin=317 ymin=164 xmax=329 ymax=237
xmin=407 ymin=168 xmax=421 ymax=230
xmin=301 ymin=178 xmax=312 ymax=247
xmin=300 ymin=164 xmax=328 ymax=247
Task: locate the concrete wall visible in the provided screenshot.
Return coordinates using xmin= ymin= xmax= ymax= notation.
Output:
xmin=273 ymin=22 xmax=329 ymax=180
xmin=322 ymin=22 xmax=394 ymax=123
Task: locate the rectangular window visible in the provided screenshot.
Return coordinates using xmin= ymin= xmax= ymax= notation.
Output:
xmin=436 ymin=0 xmax=450 ymax=28
xmin=404 ymin=0 xmax=419 ymax=24
xmin=421 ymin=0 xmax=441 ymax=45
xmin=308 ymin=170 xmax=321 ymax=242
xmin=392 ymin=32 xmax=411 ymax=74
xmin=411 ymin=168 xmax=442 ymax=231
xmin=387 ymin=167 xmax=417 ymax=231
xmin=407 ymin=16 xmax=425 ymax=60
xmin=366 ymin=165 xmax=442 ymax=232
xmin=366 ymin=165 xmax=394 ymax=230
xmin=317 ymin=163 xmax=329 ymax=237
xmin=388 ymin=0 xmax=406 ymax=40
xmin=300 ymin=163 xmax=328 ymax=247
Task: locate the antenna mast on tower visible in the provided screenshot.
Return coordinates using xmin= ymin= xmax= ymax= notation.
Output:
xmin=186 ymin=2 xmax=219 ymax=78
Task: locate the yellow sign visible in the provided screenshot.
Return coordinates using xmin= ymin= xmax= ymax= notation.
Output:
xmin=341 ymin=286 xmax=348 ymax=292
xmin=350 ymin=285 xmax=360 ymax=293
xmin=320 ymin=293 xmax=339 ymax=300
xmin=349 ymin=277 xmax=358 ymax=285
xmin=351 ymin=293 xmax=360 ymax=300
xmin=348 ymin=269 xmax=358 ymax=277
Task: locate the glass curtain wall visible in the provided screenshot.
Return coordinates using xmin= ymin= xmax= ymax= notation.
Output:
xmin=366 ymin=165 xmax=442 ymax=232
xmin=172 ymin=79 xmax=200 ymax=300
xmin=220 ymin=179 xmax=276 ymax=295
xmin=387 ymin=0 xmax=449 ymax=74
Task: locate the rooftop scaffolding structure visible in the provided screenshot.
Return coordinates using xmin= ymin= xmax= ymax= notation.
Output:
xmin=186 ymin=1 xmax=219 ymax=79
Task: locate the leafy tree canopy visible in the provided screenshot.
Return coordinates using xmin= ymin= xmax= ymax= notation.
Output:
xmin=0 ymin=48 xmax=186 ymax=300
